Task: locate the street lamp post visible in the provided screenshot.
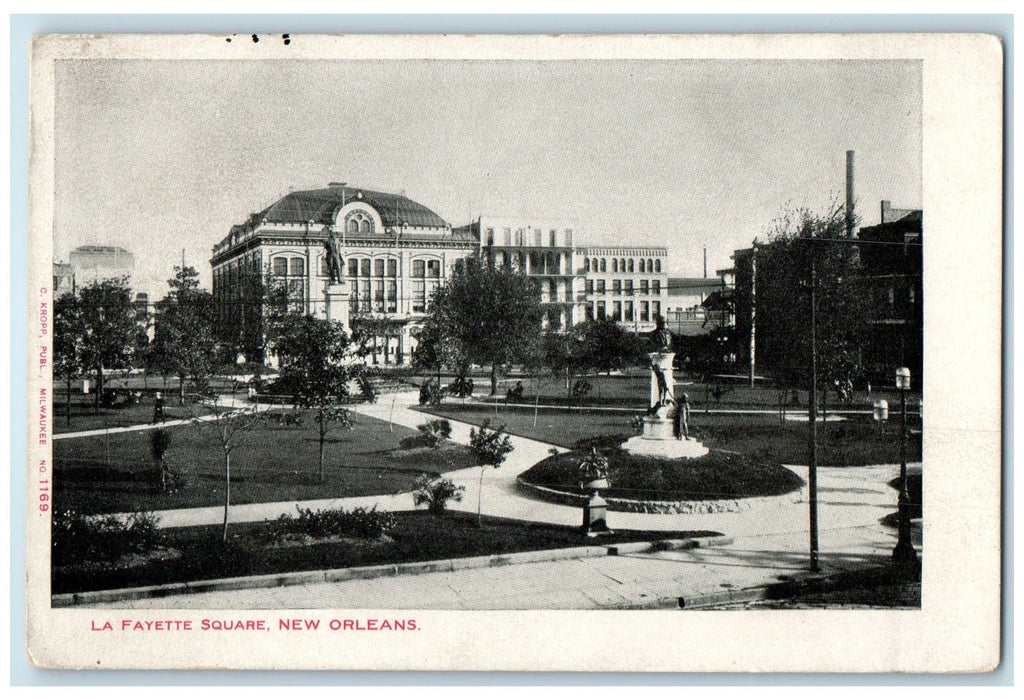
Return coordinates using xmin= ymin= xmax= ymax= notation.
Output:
xmin=892 ymin=366 xmax=919 ymax=573
xmin=807 ymin=258 xmax=819 ymax=572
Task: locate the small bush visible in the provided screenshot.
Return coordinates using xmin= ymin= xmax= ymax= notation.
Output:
xmin=274 ymin=504 xmax=397 ymax=541
xmin=52 ymin=508 xmax=160 ymax=566
xmin=412 ymin=475 xmax=465 ymax=514
xmin=417 ymin=419 xmax=453 ymax=449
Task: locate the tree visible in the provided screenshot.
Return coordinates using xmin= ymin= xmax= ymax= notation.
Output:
xmin=53 ymin=292 xmax=83 ymax=425
xmin=190 ymin=399 xmax=265 ymax=541
xmin=542 ymin=323 xmax=593 ymax=401
xmin=581 ymin=318 xmax=648 ymax=376
xmin=468 ymin=419 xmax=514 ymax=526
xmin=426 ymin=257 xmax=543 ymax=395
xmin=742 ymin=205 xmax=870 ymax=395
xmin=274 ymin=314 xmax=356 ymax=482
xmin=152 ymin=266 xmax=217 ymax=404
xmin=412 ymin=313 xmax=470 ymax=403
xmin=77 ymin=278 xmax=140 ymax=410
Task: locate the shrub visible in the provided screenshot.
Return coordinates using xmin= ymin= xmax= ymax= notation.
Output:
xmin=417 ymin=419 xmax=453 ymax=449
xmin=278 ymin=504 xmax=397 ymax=540
xmin=52 ymin=508 xmax=160 ymax=567
xmin=412 ymin=475 xmax=465 ymax=514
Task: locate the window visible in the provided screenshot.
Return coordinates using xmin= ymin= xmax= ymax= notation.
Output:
xmin=612 ymin=259 xmax=618 ymax=273
xmin=619 ymin=259 xmax=626 ymax=272
xmin=653 ymin=301 xmax=661 ymax=319
xmin=655 ymin=259 xmax=662 ymax=273
xmin=592 ymin=258 xmax=598 ymax=271
xmin=273 ymin=257 xmax=288 ymax=277
xmin=586 ymin=279 xmax=594 ymax=295
xmin=584 ymin=258 xmax=590 ymax=272
xmin=515 ymin=229 xmax=524 ymax=246
xmin=627 ymin=259 xmax=634 ymax=273
xmin=549 ymin=229 xmax=557 ymax=247
xmin=624 ymin=279 xmax=633 ymax=295
xmin=596 ymin=301 xmax=606 ymax=320
xmin=585 ymin=304 xmax=594 ymax=321
xmin=600 ymin=258 xmax=607 ymax=272
xmin=374 ymin=259 xmax=385 ymax=277
xmin=640 ymin=280 xmax=649 ymax=294
xmin=360 ymin=259 xmax=371 ymax=277
xmin=625 ymin=301 xmax=633 ymax=322
xmin=548 ymin=280 xmax=557 ymax=302
xmin=503 ymin=228 xmax=511 ymax=245
xmin=641 ymin=301 xmax=650 ymax=322
xmin=346 ymin=211 xmax=374 ymax=234
xmin=348 ymin=259 xmax=359 ymax=278
xmin=535 ymin=229 xmax=543 ymax=246
xmin=387 ymin=259 xmax=398 ymax=278
xmin=613 ymin=280 xmax=622 ymax=295
xmin=613 ymin=301 xmax=622 ymax=321
xmin=412 ymin=258 xmax=442 ymax=313
xmin=565 ymin=229 xmax=573 ymax=246
xmin=596 ymin=279 xmax=606 ymax=294
xmin=486 ymin=228 xmax=495 ymax=245
xmin=652 ymin=280 xmax=661 ymax=295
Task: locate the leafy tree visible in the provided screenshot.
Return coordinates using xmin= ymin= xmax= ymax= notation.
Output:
xmin=581 ymin=318 xmax=647 ymax=376
xmin=542 ymin=324 xmax=593 ymax=401
xmin=77 ymin=278 xmax=139 ymax=410
xmin=468 ymin=419 xmax=514 ymax=526
xmin=412 ymin=314 xmax=470 ymax=403
xmin=190 ymin=398 xmax=265 ymax=541
xmin=152 ymin=266 xmax=217 ymax=404
xmin=54 ymin=292 xmax=84 ymax=425
xmin=742 ymin=205 xmax=870 ymax=397
xmin=426 ymin=257 xmax=543 ymax=395
xmin=274 ymin=314 xmax=356 ymax=482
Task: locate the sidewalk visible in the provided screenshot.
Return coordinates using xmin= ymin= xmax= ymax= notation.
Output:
xmin=71 ymin=390 xmax=919 ymax=609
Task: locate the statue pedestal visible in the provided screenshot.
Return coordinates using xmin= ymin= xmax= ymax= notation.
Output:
xmin=325 ymin=282 xmax=351 ymax=331
xmin=621 ymin=350 xmax=710 ymax=459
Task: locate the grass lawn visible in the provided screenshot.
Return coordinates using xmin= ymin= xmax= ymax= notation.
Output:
xmin=54 ymin=413 xmax=477 ymax=514
xmin=52 ymin=510 xmax=721 ymax=594
xmin=52 ymin=391 xmax=217 ymax=434
xmin=521 ymin=448 xmax=804 ymax=502
xmin=417 ymin=404 xmax=921 ymax=466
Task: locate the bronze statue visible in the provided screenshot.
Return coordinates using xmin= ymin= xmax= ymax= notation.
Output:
xmin=652 ymin=361 xmax=673 ymax=406
xmin=652 ymin=314 xmax=672 ymax=352
xmin=325 ymin=231 xmax=345 ymax=284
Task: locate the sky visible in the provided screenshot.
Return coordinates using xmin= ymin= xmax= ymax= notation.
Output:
xmin=53 ymin=58 xmax=921 ymax=297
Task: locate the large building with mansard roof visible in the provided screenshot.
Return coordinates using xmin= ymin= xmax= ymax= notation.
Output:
xmin=211 ymin=182 xmax=672 ymax=367
xmin=211 ymin=182 xmax=478 ymax=366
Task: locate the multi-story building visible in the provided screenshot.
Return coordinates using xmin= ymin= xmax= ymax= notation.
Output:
xmin=856 ymin=200 xmax=923 ymax=383
xmin=212 ymin=184 xmax=676 ymax=366
xmin=664 ymin=276 xmax=727 ymax=336
xmin=471 ymin=216 xmax=581 ymax=330
xmin=211 ymin=183 xmax=477 ymax=365
xmin=68 ymin=245 xmax=134 ymax=287
xmin=578 ymin=246 xmax=668 ymax=334
xmin=53 ymin=262 xmax=75 ymax=298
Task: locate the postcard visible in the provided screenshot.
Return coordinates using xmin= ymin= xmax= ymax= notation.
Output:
xmin=26 ymin=32 xmax=1002 ymax=671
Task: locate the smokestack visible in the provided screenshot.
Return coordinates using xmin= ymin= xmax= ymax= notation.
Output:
xmin=846 ymin=150 xmax=855 ymax=237
xmin=703 ymin=246 xmax=708 ymax=278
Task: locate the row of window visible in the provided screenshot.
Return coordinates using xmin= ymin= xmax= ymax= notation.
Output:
xmin=585 ymin=279 xmax=662 ymax=295
xmin=585 ymin=257 xmax=662 ymax=274
xmin=585 ymin=300 xmax=662 ymax=323
xmin=271 ymin=256 xmax=443 ymax=279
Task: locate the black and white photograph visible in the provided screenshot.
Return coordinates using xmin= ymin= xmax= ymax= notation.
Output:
xmin=25 ymin=33 xmax=1002 ymax=672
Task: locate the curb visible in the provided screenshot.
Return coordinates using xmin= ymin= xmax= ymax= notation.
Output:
xmin=672 ymin=563 xmax=918 ymax=610
xmin=51 ymin=535 xmax=729 ymax=608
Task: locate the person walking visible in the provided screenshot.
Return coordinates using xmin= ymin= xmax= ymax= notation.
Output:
xmin=153 ymin=392 xmax=165 ymax=424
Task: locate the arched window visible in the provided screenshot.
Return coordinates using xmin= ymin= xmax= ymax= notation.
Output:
xmin=584 ymin=258 xmax=590 ymax=272
xmin=273 ymin=257 xmax=288 ymax=277
xmin=627 ymin=259 xmax=634 ymax=273
xmin=347 ymin=219 xmax=359 ymax=234
xmin=612 ymin=259 xmax=618 ymax=273
xmin=360 ymin=219 xmax=371 ymax=233
xmin=655 ymin=259 xmax=662 ymax=273
xmin=592 ymin=258 xmax=598 ymax=271
xmin=620 ymin=258 xmax=626 ymax=272
xmin=600 ymin=258 xmax=607 ymax=272
xmin=290 ymin=258 xmax=304 ymax=276
xmin=346 ymin=211 xmax=374 ymax=234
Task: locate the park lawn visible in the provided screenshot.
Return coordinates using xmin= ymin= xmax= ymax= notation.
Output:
xmin=51 ymin=392 xmax=219 ymax=434
xmin=52 ymin=509 xmax=721 ymax=594
xmin=416 ymin=404 xmax=921 ymax=466
xmin=53 ymin=413 xmax=477 ymax=515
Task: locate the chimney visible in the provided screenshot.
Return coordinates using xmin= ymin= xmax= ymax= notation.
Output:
xmin=881 ymin=200 xmax=892 ymax=223
xmin=845 ymin=150 xmax=855 ymax=237
xmin=703 ymin=246 xmax=708 ymax=278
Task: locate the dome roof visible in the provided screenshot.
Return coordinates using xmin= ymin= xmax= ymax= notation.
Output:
xmin=254 ymin=185 xmax=449 ymax=230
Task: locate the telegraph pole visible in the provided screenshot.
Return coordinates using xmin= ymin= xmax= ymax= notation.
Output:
xmin=808 ymin=256 xmax=820 ymax=572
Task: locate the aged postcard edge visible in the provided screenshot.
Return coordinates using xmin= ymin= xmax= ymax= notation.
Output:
xmin=24 ymin=33 xmax=1003 ymax=672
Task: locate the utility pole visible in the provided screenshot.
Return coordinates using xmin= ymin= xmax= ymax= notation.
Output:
xmin=808 ymin=256 xmax=820 ymax=572
xmin=749 ymin=245 xmax=757 ymax=389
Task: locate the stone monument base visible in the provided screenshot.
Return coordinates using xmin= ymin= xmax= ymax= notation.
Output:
xmin=620 ymin=435 xmax=709 ymax=459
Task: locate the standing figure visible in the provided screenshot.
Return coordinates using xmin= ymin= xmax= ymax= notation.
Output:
xmin=674 ymin=392 xmax=691 ymax=439
xmin=651 ymin=361 xmax=673 ymax=407
xmin=325 ymin=231 xmax=345 ymax=284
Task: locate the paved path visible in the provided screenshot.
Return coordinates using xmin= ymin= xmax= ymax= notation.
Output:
xmin=72 ymin=390 xmax=920 ymax=609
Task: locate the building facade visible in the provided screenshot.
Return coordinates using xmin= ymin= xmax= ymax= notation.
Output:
xmin=211 ymin=183 xmax=478 ymax=365
xmin=68 ymin=245 xmax=134 ymax=287
xmin=212 ymin=184 xmax=676 ymax=366
xmin=664 ymin=276 xmax=727 ymax=336
xmin=578 ymin=246 xmax=668 ymax=334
